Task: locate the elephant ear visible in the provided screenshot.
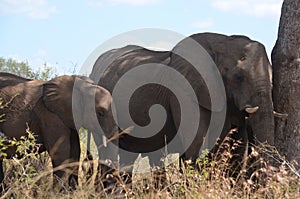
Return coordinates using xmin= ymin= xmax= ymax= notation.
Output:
xmin=170 ymin=34 xmax=226 ymax=112
xmin=42 ymin=75 xmax=77 ymax=128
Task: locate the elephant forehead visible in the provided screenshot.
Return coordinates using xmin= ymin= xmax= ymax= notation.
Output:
xmin=94 ymin=87 xmax=112 ymax=109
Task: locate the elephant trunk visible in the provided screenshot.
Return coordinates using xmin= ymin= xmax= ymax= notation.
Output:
xmin=249 ymin=84 xmax=275 ymax=146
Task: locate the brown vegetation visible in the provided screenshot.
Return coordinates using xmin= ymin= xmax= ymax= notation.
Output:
xmin=0 ymin=129 xmax=299 ymax=199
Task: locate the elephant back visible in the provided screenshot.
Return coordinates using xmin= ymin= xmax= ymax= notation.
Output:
xmin=0 ymin=72 xmax=31 ymax=89
xmin=0 ymin=80 xmax=44 ymax=136
xmin=94 ymin=46 xmax=171 ymax=93
xmin=89 ymin=45 xmax=143 ymax=83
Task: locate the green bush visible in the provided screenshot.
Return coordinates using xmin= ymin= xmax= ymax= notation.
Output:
xmin=0 ymin=57 xmax=56 ymax=80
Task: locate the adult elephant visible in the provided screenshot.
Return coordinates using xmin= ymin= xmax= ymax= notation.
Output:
xmin=90 ymin=45 xmax=185 ymax=172
xmin=0 ymin=72 xmax=118 ymax=189
xmin=90 ymin=32 xmax=282 ymax=172
xmin=170 ymin=33 xmax=277 ymax=160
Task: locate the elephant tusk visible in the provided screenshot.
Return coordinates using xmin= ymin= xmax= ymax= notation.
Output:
xmin=245 ymin=106 xmax=259 ymax=114
xmin=103 ymin=135 xmax=107 ymax=147
xmin=273 ymin=111 xmax=288 ymax=119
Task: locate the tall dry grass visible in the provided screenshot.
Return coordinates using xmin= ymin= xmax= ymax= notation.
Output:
xmin=0 ymin=128 xmax=299 ymax=199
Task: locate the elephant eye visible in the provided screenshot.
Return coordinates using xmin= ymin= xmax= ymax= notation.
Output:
xmin=235 ymin=73 xmax=244 ymax=82
xmin=98 ymin=111 xmax=105 ymax=117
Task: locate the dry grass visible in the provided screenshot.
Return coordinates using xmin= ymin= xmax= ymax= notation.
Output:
xmin=0 ymin=129 xmax=299 ymax=198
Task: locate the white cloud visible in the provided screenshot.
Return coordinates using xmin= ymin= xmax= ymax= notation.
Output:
xmin=0 ymin=0 xmax=57 ymax=19
xmin=191 ymin=18 xmax=214 ymax=29
xmin=210 ymin=0 xmax=283 ymax=18
xmin=88 ymin=0 xmax=160 ymax=7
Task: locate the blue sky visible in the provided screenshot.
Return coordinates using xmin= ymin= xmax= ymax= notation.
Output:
xmin=0 ymin=0 xmax=283 ymax=75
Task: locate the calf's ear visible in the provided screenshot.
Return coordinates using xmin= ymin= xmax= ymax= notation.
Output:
xmin=42 ymin=76 xmax=77 ymax=128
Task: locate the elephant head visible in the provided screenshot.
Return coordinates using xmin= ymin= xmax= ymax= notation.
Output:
xmin=42 ymin=75 xmax=118 ymax=139
xmin=171 ymin=33 xmax=275 ymax=146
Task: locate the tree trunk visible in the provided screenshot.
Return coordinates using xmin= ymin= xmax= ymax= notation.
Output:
xmin=271 ymin=0 xmax=300 ymax=165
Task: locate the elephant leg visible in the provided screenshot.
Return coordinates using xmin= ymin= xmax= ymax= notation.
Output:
xmin=68 ymin=130 xmax=81 ymax=188
xmin=49 ymin=137 xmax=71 ymax=187
xmin=89 ymin=130 xmax=120 ymax=190
xmin=225 ymin=126 xmax=249 ymax=178
xmin=149 ymin=162 xmax=168 ymax=190
xmin=170 ymin=94 xmax=210 ymax=164
xmin=184 ymin=107 xmax=211 ymax=164
xmin=39 ymin=111 xmax=73 ymax=189
xmin=96 ymin=163 xmax=117 ymax=192
xmin=0 ymin=160 xmax=5 ymax=193
xmin=50 ymin=139 xmax=73 ymax=189
xmin=234 ymin=126 xmax=249 ymax=157
xmin=169 ymin=95 xmax=185 ymax=163
xmin=118 ymin=141 xmax=137 ymax=185
xmin=238 ymin=123 xmax=257 ymax=179
xmin=210 ymin=114 xmax=232 ymax=155
xmin=0 ymin=160 xmax=3 ymax=183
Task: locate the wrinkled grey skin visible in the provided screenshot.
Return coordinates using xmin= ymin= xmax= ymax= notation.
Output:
xmin=89 ymin=45 xmax=143 ymax=83
xmin=91 ymin=46 xmax=182 ymax=171
xmin=172 ymin=33 xmax=274 ymax=148
xmin=0 ymin=72 xmax=118 ymax=189
xmin=90 ymin=32 xmax=275 ymax=171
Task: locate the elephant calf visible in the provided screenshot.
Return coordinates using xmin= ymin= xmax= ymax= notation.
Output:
xmin=0 ymin=72 xmax=119 ymax=189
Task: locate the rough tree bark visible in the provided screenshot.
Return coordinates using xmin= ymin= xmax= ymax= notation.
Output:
xmin=271 ymin=0 xmax=300 ymax=165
